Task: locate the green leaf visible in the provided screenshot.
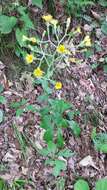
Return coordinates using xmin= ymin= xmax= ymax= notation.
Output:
xmin=17 ymin=6 xmax=34 ymax=29
xmin=16 ymin=109 xmax=24 ymax=117
xmin=74 ymin=179 xmax=90 ymax=190
xmin=49 ymin=99 xmax=71 ymax=114
xmin=20 ymin=14 xmax=34 ymax=29
xmin=0 ymin=84 xmax=4 ymax=93
xmin=17 ymin=6 xmax=27 ymax=15
xmin=91 ymin=128 xmax=97 ymax=140
xmin=53 ymin=159 xmax=66 ymax=177
xmin=99 ymin=0 xmax=107 ymax=7
xmin=0 ymin=15 xmax=17 ymax=34
xmin=10 ymin=99 xmax=27 ymax=109
xmin=0 ymin=96 xmax=6 ymax=104
xmin=41 ymin=79 xmax=52 ymax=94
xmin=69 ymin=120 xmax=81 ymax=137
xmin=84 ymin=49 xmax=94 ymax=58
xmin=48 ymin=141 xmax=57 ymax=154
xmin=101 ymin=21 xmax=107 ymax=35
xmin=57 ymin=128 xmax=64 ymax=147
xmin=14 ymin=179 xmax=26 ymax=187
xmin=91 ymin=63 xmax=99 ymax=69
xmin=103 ymin=64 xmax=107 ymax=73
xmin=95 ymin=178 xmax=107 ymax=190
xmin=40 ymin=142 xmax=57 ymax=156
xmin=32 ymin=0 xmax=43 ymax=9
xmin=93 ymin=133 xmax=107 ymax=153
xmin=40 ymin=148 xmax=49 ymax=156
xmin=40 ymin=115 xmax=51 ymax=130
xmin=45 ymin=159 xmax=55 ymax=166
xmin=12 ymin=125 xmax=27 ymax=158
xmin=58 ymin=149 xmax=74 ymax=158
xmin=56 ymin=177 xmax=65 ymax=190
xmin=37 ymin=94 xmax=49 ymax=102
xmin=44 ymin=128 xmax=53 ymax=142
xmin=0 ymin=109 xmax=4 ymax=123
xmin=25 ymin=104 xmax=37 ymax=112
xmin=0 ymin=178 xmax=7 ymax=189
xmin=15 ymin=28 xmax=27 ymax=47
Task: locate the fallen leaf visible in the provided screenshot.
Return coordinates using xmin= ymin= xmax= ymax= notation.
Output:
xmin=79 ymin=155 xmax=99 ymax=170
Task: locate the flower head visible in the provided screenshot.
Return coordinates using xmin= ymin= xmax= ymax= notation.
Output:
xmin=56 ymin=44 xmax=70 ymax=54
xmin=25 ymin=54 xmax=34 ymax=64
xmin=29 ymin=37 xmax=36 ymax=43
xmin=55 ymin=82 xmax=62 ymax=90
xmin=83 ymin=35 xmax=91 ymax=47
xmin=42 ymin=14 xmax=53 ymax=22
xmin=33 ymin=67 xmax=43 ymax=78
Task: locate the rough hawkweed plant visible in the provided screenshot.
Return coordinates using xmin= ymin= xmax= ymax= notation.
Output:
xmin=15 ymin=15 xmax=93 ymax=177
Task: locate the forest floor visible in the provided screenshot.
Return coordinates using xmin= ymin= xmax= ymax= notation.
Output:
xmin=0 ymin=2 xmax=107 ymax=190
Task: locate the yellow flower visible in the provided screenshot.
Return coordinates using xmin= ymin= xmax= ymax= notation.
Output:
xmin=83 ymin=35 xmax=91 ymax=47
xmin=55 ymin=82 xmax=62 ymax=90
xmin=25 ymin=54 xmax=34 ymax=64
xmin=50 ymin=19 xmax=58 ymax=26
xmin=76 ymin=26 xmax=81 ymax=34
xmin=33 ymin=67 xmax=43 ymax=78
xmin=42 ymin=14 xmax=53 ymax=22
xmin=29 ymin=37 xmax=36 ymax=43
xmin=56 ymin=44 xmax=70 ymax=54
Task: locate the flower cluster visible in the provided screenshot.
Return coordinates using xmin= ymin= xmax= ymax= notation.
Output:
xmin=23 ymin=15 xmax=92 ymax=93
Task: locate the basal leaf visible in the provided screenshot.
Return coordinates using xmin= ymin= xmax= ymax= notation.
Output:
xmin=16 ymin=109 xmax=24 ymax=117
xmin=69 ymin=120 xmax=81 ymax=137
xmin=53 ymin=159 xmax=66 ymax=177
xmin=101 ymin=21 xmax=107 ymax=35
xmin=93 ymin=133 xmax=107 ymax=153
xmin=95 ymin=178 xmax=107 ymax=190
xmin=15 ymin=28 xmax=27 ymax=47
xmin=103 ymin=64 xmax=107 ymax=73
xmin=57 ymin=128 xmax=64 ymax=147
xmin=0 ymin=96 xmax=6 ymax=104
xmin=74 ymin=179 xmax=90 ymax=190
xmin=0 ymin=15 xmax=17 ymax=34
xmin=0 ymin=84 xmax=4 ymax=93
xmin=58 ymin=149 xmax=74 ymax=158
xmin=44 ymin=128 xmax=53 ymax=143
xmin=32 ymin=0 xmax=43 ymax=9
